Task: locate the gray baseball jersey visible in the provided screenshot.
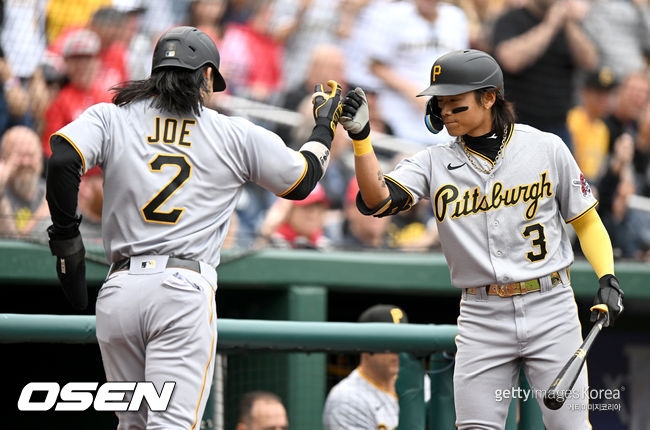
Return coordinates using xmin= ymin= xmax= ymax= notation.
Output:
xmin=323 ymin=368 xmax=398 ymax=430
xmin=386 ymin=124 xmax=597 ymax=288
xmin=385 ymin=123 xmax=596 ymax=429
xmin=56 ymin=100 xmax=307 ymax=266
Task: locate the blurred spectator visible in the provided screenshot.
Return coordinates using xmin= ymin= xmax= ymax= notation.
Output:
xmin=78 ymin=170 xmax=103 ymax=246
xmin=272 ymin=0 xmax=342 ymax=94
xmin=366 ymin=0 xmax=469 ymax=146
xmin=597 ymin=133 xmax=638 ymax=258
xmin=134 ymin=0 xmax=191 ymax=39
xmin=0 ymin=49 xmax=32 ymax=136
xmin=237 ymin=390 xmax=288 ymax=430
xmin=603 ymin=71 xmax=650 ymax=150
xmin=583 ymin=0 xmax=650 ymax=79
xmin=326 ymin=177 xmax=392 ymax=249
xmin=282 ymin=44 xmax=346 ymax=114
xmin=1 ymin=0 xmax=47 ymax=79
xmin=387 ymin=200 xmax=440 ymax=251
xmin=567 ymin=66 xmax=618 ymax=183
xmin=260 ymin=183 xmax=331 ymax=249
xmin=492 ymin=0 xmax=599 ymax=150
xmin=219 ymin=0 xmax=284 ymax=103
xmin=322 ymin=304 xmax=407 ymax=430
xmin=41 ymin=28 xmax=112 ymax=157
xmin=453 ymin=0 xmax=510 ymax=51
xmin=188 ymin=0 xmax=228 ymax=44
xmin=27 ymin=54 xmax=67 ymax=137
xmin=45 ymin=0 xmax=110 ymax=43
xmin=0 ymin=126 xmax=49 ymax=238
xmin=89 ymin=7 xmax=130 ymax=91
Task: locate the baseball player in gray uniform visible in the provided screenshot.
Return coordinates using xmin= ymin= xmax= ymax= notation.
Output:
xmin=45 ymin=26 xmax=342 ymax=429
xmin=322 ymin=305 xmax=406 ymax=430
xmin=339 ymin=49 xmax=624 ymax=429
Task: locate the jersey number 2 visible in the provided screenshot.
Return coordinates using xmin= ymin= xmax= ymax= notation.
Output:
xmin=141 ymin=154 xmax=191 ymax=224
xmin=522 ymin=223 xmax=548 ymax=262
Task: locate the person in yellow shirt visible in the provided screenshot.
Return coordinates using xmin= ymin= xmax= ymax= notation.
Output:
xmin=46 ymin=0 xmax=111 ymax=43
xmin=568 ymin=66 xmax=619 ymax=182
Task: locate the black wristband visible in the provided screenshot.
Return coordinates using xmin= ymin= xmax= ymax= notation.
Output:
xmin=307 ymin=124 xmax=333 ymax=149
xmin=349 ymin=122 xmax=370 ymax=141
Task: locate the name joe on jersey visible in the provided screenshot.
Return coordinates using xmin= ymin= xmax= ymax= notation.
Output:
xmin=434 ymin=171 xmax=553 ymax=222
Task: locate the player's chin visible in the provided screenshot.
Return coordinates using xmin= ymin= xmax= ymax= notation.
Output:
xmin=443 ymin=121 xmax=462 ymax=136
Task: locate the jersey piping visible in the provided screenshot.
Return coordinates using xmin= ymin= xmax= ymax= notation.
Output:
xmin=357 ymin=367 xmax=398 ymax=400
xmin=276 ymin=153 xmax=308 ymax=197
xmin=566 ymin=201 xmax=598 ymax=224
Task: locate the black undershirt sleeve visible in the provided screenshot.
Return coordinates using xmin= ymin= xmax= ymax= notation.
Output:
xmin=46 ymin=135 xmax=83 ymax=239
xmin=355 ymin=177 xmax=414 ymax=217
xmin=281 ymin=150 xmax=323 ymax=200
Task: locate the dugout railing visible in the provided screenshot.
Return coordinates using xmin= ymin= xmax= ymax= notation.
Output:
xmin=0 ymin=313 xmax=548 ymax=429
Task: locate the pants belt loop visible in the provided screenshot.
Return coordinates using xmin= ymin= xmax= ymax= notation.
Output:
xmin=558 ymin=267 xmax=570 ymax=286
xmin=539 ymin=274 xmax=552 ymax=293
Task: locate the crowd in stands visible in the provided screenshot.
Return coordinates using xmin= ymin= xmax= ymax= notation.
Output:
xmin=0 ymin=0 xmax=648 ymax=261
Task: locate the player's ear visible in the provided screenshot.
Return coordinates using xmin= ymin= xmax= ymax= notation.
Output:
xmin=481 ymin=90 xmax=496 ymax=110
xmin=204 ymin=67 xmax=213 ymax=88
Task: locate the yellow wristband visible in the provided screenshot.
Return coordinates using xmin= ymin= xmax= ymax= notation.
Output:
xmin=352 ymin=136 xmax=373 ymax=156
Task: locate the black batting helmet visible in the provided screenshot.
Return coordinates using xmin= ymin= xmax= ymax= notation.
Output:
xmin=152 ymin=26 xmax=226 ymax=92
xmin=418 ymin=49 xmax=503 ymax=97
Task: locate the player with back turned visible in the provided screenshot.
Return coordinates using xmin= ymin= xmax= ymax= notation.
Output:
xmin=339 ymin=49 xmax=623 ymax=429
xmin=45 ymin=26 xmax=342 ymax=429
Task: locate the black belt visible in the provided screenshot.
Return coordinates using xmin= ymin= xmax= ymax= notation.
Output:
xmin=109 ymin=257 xmax=201 ymax=275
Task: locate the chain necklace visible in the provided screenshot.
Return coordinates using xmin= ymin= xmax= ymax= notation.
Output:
xmin=460 ymin=125 xmax=509 ymax=175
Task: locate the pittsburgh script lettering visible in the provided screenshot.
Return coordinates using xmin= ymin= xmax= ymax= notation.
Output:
xmin=434 ymin=172 xmax=553 ymax=222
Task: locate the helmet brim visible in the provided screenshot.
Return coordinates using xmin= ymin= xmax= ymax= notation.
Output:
xmin=213 ymin=71 xmax=226 ymax=92
xmin=417 ymin=83 xmax=476 ymax=97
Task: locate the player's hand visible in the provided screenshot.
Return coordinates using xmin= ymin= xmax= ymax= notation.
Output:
xmin=48 ymin=226 xmax=88 ymax=310
xmin=425 ymin=97 xmax=444 ymax=134
xmin=312 ymin=80 xmax=343 ymax=138
xmin=591 ymin=274 xmax=624 ymax=327
xmin=340 ymin=87 xmax=371 ymax=140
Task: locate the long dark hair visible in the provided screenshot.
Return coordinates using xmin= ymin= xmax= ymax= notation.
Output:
xmin=111 ymin=67 xmax=210 ymax=116
xmin=475 ymin=88 xmax=516 ymax=139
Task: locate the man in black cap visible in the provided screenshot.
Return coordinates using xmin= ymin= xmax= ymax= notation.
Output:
xmin=322 ymin=304 xmax=407 ymax=430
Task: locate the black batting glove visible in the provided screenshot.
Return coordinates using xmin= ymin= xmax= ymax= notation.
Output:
xmin=48 ymin=225 xmax=88 ymax=310
xmin=312 ymin=80 xmax=343 ymax=141
xmin=591 ymin=274 xmax=624 ymax=327
xmin=340 ymin=87 xmax=370 ymax=140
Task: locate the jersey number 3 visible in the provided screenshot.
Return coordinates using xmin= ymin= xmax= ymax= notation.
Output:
xmin=522 ymin=223 xmax=548 ymax=262
xmin=141 ymin=154 xmax=191 ymax=224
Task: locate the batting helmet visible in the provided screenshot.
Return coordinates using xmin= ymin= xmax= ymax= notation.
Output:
xmin=152 ymin=26 xmax=226 ymax=92
xmin=417 ymin=49 xmax=503 ymax=97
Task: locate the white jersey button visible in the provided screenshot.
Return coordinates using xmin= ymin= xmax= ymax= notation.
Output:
xmin=496 ymin=250 xmax=503 ymax=256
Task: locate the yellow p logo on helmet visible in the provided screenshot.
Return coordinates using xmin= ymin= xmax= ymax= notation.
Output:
xmin=390 ymin=308 xmax=404 ymax=324
xmin=431 ymin=65 xmax=442 ymax=82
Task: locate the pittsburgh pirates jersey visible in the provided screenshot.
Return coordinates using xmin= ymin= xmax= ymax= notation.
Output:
xmin=323 ymin=368 xmax=398 ymax=430
xmin=386 ymin=124 xmax=597 ymax=288
xmin=56 ymin=101 xmax=307 ymax=266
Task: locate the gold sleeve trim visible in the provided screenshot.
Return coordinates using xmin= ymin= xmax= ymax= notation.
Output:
xmin=276 ymin=153 xmax=308 ymax=197
xmin=566 ymin=201 xmax=599 ymax=224
xmin=53 ymin=132 xmax=87 ymax=173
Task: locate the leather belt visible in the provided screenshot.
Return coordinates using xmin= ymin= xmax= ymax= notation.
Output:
xmin=466 ymin=271 xmax=564 ymax=298
xmin=109 ymin=257 xmax=201 ymax=276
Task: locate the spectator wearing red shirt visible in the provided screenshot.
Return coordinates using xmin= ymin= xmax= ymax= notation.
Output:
xmin=41 ymin=28 xmax=112 ymax=157
xmin=89 ymin=7 xmax=130 ymax=92
xmin=219 ymin=0 xmax=284 ymax=103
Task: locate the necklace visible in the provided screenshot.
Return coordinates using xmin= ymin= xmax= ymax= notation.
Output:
xmin=460 ymin=125 xmax=509 ymax=174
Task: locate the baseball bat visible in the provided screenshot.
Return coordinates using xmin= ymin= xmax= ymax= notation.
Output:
xmin=542 ymin=304 xmax=609 ymax=410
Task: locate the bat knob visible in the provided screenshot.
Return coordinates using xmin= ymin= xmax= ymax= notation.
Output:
xmin=543 ymin=391 xmax=565 ymax=410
